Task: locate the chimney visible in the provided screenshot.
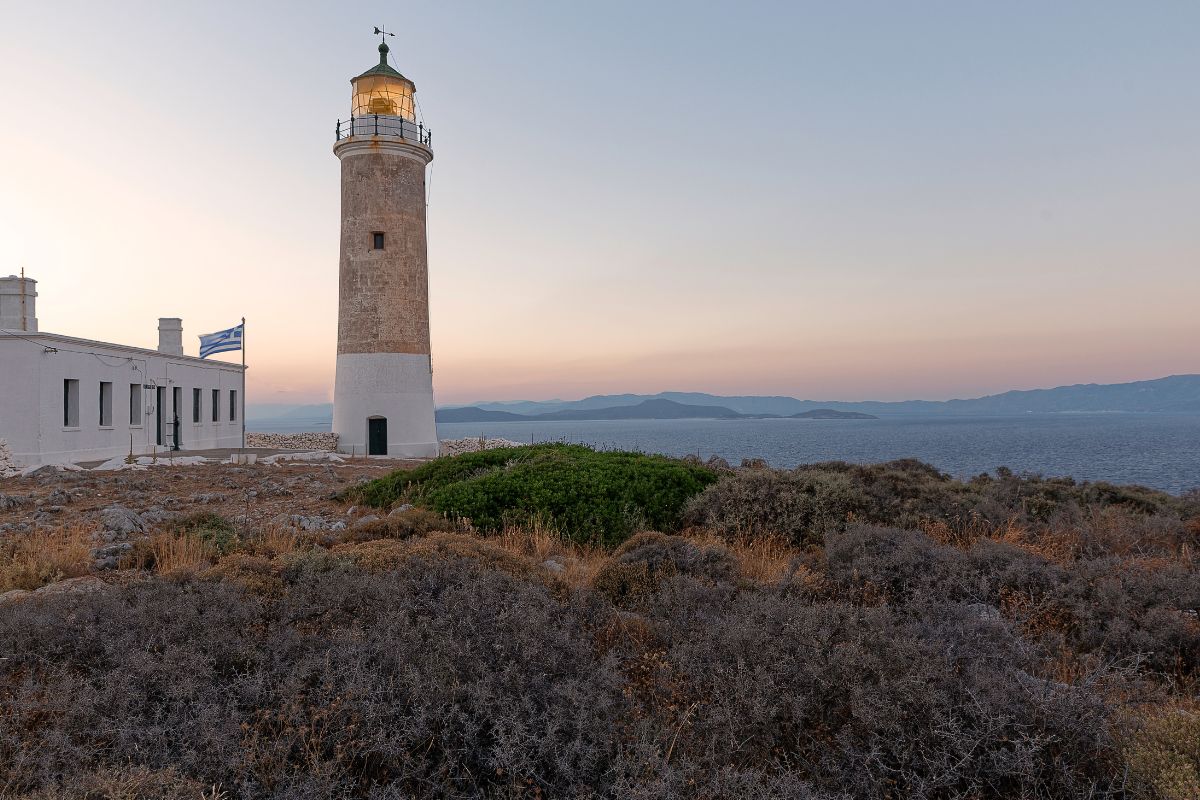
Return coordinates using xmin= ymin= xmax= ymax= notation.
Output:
xmin=158 ymin=317 xmax=184 ymax=356
xmin=0 ymin=274 xmax=38 ymax=332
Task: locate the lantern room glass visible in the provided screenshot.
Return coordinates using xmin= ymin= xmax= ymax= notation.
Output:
xmin=352 ymin=75 xmax=416 ymax=120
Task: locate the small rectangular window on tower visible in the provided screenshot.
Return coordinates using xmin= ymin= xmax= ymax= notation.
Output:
xmin=372 ymin=232 xmax=385 ymax=250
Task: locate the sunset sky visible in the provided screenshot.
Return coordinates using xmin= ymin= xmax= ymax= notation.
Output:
xmin=2 ymin=1 xmax=1197 ymax=406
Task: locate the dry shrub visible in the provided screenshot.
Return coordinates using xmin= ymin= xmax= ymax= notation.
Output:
xmin=202 ymin=554 xmax=284 ymax=597
xmin=491 ymin=521 xmax=607 ymax=587
xmin=1122 ymin=704 xmax=1200 ymax=800
xmin=15 ymin=765 xmax=214 ymax=799
xmin=330 ymin=533 xmax=569 ymax=598
xmin=337 ymin=507 xmax=453 ymax=544
xmin=683 ymin=468 xmax=866 ymax=546
xmin=591 ymin=532 xmax=737 ymax=610
xmin=0 ymin=526 xmax=93 ymax=592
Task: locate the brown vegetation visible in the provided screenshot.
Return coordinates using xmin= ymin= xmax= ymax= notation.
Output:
xmin=0 ymin=455 xmax=1197 ymax=798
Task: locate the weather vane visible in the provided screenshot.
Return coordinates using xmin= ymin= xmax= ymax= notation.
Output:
xmin=373 ymin=26 xmax=395 ymax=43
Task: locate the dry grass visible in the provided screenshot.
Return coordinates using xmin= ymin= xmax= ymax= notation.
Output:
xmin=124 ymin=531 xmax=217 ymax=575
xmin=719 ymin=532 xmax=797 ymax=584
xmin=491 ymin=522 xmax=607 ymax=587
xmin=237 ymin=525 xmax=307 ymax=559
xmin=0 ymin=525 xmax=94 ymax=592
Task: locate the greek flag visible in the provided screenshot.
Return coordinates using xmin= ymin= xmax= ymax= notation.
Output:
xmin=199 ymin=323 xmax=243 ymax=359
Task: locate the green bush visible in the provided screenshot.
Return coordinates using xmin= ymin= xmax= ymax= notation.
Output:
xmin=174 ymin=512 xmax=237 ymax=555
xmin=345 ymin=444 xmax=718 ymax=546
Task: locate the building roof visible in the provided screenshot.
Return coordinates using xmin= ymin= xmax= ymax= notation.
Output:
xmin=353 ymin=42 xmax=410 ymax=83
xmin=0 ymin=330 xmax=247 ymax=370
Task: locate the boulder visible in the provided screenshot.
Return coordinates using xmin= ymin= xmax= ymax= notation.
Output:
xmin=99 ymin=504 xmax=148 ymax=536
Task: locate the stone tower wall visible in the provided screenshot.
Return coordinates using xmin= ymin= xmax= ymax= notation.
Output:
xmin=337 ymin=149 xmax=430 ymax=355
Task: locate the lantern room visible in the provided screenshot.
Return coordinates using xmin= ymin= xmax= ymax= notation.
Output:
xmin=351 ymin=42 xmax=416 ymax=120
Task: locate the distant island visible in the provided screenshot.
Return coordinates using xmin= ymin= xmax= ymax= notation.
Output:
xmin=433 ymin=400 xmax=880 ymax=423
xmin=792 ymin=409 xmax=877 ymax=420
xmin=247 ymin=373 xmax=1200 ymax=426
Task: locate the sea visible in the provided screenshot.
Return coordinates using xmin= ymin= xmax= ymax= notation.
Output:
xmin=248 ymin=413 xmax=1200 ymax=494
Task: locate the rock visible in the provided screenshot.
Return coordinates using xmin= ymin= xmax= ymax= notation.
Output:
xmin=286 ymin=514 xmax=333 ymax=531
xmin=46 ymin=488 xmax=73 ymax=505
xmin=542 ymin=558 xmax=566 ymax=573
xmin=91 ymin=542 xmax=133 ymax=570
xmin=191 ymin=493 xmax=227 ymax=504
xmin=0 ymin=589 xmax=31 ymax=606
xmin=965 ymin=602 xmax=1002 ymax=622
xmin=329 ymin=521 xmax=347 ymax=532
xmin=23 ymin=464 xmax=62 ymax=478
xmin=740 ymin=457 xmax=769 ymax=470
xmin=387 ymin=504 xmax=414 ymax=517
xmin=1 ymin=576 xmax=114 ymax=606
xmin=99 ymin=504 xmax=148 ymax=536
xmin=0 ymin=493 xmax=30 ymax=511
xmin=353 ymin=514 xmax=381 ymax=528
xmin=142 ymin=506 xmax=177 ymax=526
xmin=705 ymin=455 xmax=733 ymax=472
xmin=35 ymin=575 xmax=110 ymax=597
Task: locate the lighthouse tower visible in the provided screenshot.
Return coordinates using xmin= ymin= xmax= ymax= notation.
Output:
xmin=332 ymin=38 xmax=437 ymax=457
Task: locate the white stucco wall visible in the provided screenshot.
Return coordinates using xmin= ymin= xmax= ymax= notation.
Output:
xmin=332 ymin=352 xmax=437 ymax=458
xmin=0 ymin=332 xmax=246 ymax=466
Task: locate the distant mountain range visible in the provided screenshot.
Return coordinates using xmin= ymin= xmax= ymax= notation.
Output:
xmin=434 ymin=399 xmax=876 ymax=422
xmin=247 ymin=374 xmax=1200 ymax=424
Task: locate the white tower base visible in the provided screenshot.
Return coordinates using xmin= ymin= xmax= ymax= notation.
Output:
xmin=332 ymin=353 xmax=438 ymax=458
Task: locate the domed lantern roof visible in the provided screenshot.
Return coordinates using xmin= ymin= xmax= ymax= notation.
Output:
xmin=351 ymin=41 xmax=416 ymax=120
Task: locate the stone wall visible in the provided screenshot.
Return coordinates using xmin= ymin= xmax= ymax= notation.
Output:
xmin=439 ymin=437 xmax=525 ymax=457
xmin=337 ymin=149 xmax=431 ymax=356
xmin=0 ymin=438 xmax=16 ymax=476
xmin=245 ymin=432 xmax=339 ymax=451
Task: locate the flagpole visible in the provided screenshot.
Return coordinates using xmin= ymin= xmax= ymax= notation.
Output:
xmin=241 ymin=317 xmax=246 ymax=451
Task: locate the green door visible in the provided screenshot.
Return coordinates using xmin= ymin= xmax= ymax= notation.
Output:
xmin=368 ymin=418 xmax=387 ymax=455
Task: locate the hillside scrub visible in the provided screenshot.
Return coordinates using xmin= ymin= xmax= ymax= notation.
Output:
xmin=684 ymin=459 xmax=1200 ymax=546
xmin=0 ymin=535 xmax=1144 ymax=799
xmin=345 ymin=444 xmax=718 ymax=546
xmin=1 ymin=455 xmax=1197 ymax=797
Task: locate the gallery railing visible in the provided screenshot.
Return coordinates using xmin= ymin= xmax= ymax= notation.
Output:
xmin=335 ymin=115 xmax=432 ymax=146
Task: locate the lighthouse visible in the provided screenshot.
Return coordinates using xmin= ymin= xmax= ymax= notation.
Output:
xmin=332 ymin=36 xmax=438 ymax=458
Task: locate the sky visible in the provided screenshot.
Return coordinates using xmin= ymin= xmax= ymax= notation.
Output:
xmin=1 ymin=1 xmax=1198 ymax=405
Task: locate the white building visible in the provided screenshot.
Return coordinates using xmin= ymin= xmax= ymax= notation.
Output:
xmin=0 ymin=274 xmax=246 ymax=467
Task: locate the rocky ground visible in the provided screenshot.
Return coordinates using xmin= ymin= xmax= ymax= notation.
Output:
xmin=0 ymin=459 xmax=420 ymax=574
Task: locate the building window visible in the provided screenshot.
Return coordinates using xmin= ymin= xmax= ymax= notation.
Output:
xmin=193 ymin=388 xmax=201 ymax=423
xmin=63 ymin=379 xmax=79 ymax=427
xmin=212 ymin=389 xmax=220 ymax=422
xmin=229 ymin=389 xmax=238 ymax=422
xmin=130 ymin=383 xmax=142 ymax=426
xmin=99 ymin=382 xmax=113 ymax=427
xmin=372 ymin=231 xmax=385 ymax=250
